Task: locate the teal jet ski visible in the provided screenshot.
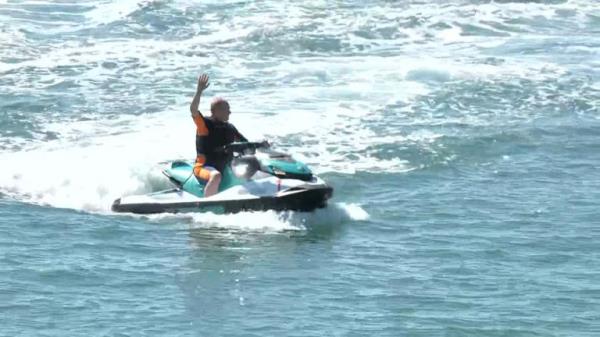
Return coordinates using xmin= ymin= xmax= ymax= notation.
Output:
xmin=111 ymin=142 xmax=333 ymax=214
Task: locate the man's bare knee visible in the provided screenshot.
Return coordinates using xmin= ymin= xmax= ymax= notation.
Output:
xmin=204 ymin=170 xmax=222 ymax=197
xmin=210 ymin=171 xmax=222 ymax=181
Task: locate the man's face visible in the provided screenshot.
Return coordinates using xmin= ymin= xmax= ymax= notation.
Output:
xmin=213 ymin=102 xmax=231 ymax=122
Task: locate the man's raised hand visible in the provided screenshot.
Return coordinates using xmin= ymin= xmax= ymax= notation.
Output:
xmin=197 ymin=74 xmax=210 ymax=93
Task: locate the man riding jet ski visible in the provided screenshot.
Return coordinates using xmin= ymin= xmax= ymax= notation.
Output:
xmin=111 ymin=74 xmax=332 ymax=214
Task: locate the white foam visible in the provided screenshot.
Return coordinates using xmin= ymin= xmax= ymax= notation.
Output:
xmin=0 ymin=111 xmax=191 ymax=211
xmin=84 ymin=0 xmax=148 ymax=25
xmin=335 ymin=202 xmax=369 ymax=221
xmin=138 ymin=202 xmax=368 ymax=233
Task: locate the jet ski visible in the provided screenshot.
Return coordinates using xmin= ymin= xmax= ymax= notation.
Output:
xmin=111 ymin=142 xmax=333 ymax=214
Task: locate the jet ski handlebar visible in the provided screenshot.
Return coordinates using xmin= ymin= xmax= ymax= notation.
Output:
xmin=220 ymin=141 xmax=270 ymax=154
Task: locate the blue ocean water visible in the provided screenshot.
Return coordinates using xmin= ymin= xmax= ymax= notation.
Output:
xmin=1 ymin=0 xmax=599 ymax=336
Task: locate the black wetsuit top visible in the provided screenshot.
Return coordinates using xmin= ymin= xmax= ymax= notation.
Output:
xmin=193 ymin=114 xmax=247 ymax=172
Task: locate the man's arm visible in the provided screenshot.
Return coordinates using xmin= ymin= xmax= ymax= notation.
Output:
xmin=232 ymin=126 xmax=271 ymax=148
xmin=191 ymin=74 xmax=210 ymax=167
xmin=234 ymin=126 xmax=248 ymax=143
xmin=190 ymin=74 xmax=210 ymax=117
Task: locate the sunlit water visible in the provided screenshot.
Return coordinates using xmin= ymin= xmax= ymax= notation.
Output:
xmin=1 ymin=1 xmax=599 ymax=336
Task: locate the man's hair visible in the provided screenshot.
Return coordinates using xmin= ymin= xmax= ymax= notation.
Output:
xmin=210 ymin=97 xmax=229 ymax=114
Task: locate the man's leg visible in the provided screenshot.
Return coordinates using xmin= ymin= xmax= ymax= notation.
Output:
xmin=204 ymin=170 xmax=221 ymax=197
xmin=193 ymin=164 xmax=221 ymax=197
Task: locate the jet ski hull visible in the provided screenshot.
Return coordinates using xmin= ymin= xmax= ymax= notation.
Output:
xmin=111 ymin=184 xmax=333 ymax=214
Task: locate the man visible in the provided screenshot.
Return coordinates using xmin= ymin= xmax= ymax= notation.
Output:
xmin=190 ymin=74 xmax=248 ymax=197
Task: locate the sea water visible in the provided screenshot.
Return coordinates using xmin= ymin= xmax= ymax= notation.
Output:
xmin=0 ymin=1 xmax=599 ymax=336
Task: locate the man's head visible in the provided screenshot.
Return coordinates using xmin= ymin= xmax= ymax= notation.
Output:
xmin=210 ymin=97 xmax=230 ymax=122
